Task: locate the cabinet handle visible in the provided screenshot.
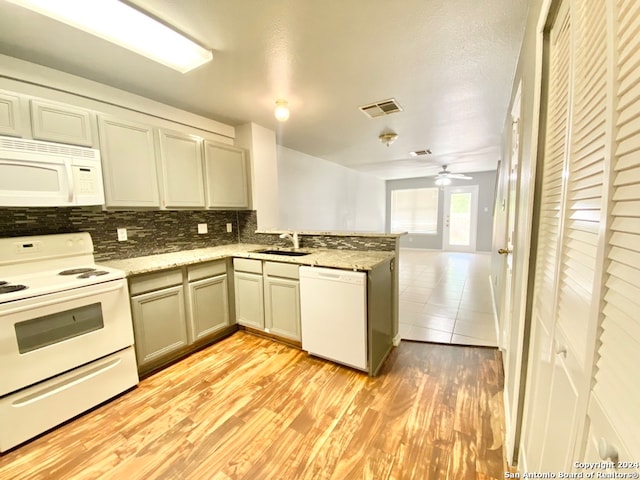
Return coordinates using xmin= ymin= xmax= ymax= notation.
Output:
xmin=597 ymin=437 xmax=618 ymax=462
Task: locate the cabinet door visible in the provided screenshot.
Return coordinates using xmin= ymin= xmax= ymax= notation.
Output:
xmin=30 ymin=99 xmax=94 ymax=147
xmin=204 ymin=141 xmax=249 ymax=208
xmin=234 ymin=272 xmax=264 ymax=329
xmin=131 ymin=285 xmax=188 ymax=368
xmin=158 ymin=129 xmax=205 ymax=208
xmin=264 ymin=276 xmax=301 ymax=341
xmin=98 ymin=115 xmax=160 ymax=207
xmin=187 ymin=274 xmax=230 ymax=342
xmin=0 ymin=91 xmax=24 ymax=137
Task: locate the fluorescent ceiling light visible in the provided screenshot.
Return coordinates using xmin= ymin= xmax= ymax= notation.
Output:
xmin=7 ymin=0 xmax=213 ymax=73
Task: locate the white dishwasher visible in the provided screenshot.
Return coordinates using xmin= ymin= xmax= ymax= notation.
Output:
xmin=299 ymin=266 xmax=367 ymax=371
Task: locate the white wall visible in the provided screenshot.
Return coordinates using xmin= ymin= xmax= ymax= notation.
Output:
xmin=235 ymin=123 xmax=280 ymax=230
xmin=277 ymin=146 xmax=385 ymax=232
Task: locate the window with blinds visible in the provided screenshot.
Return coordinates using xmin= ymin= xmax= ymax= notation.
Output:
xmin=592 ymin=0 xmax=640 ymax=459
xmin=389 ymin=188 xmax=438 ymax=234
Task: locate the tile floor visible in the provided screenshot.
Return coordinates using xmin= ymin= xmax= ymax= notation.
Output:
xmin=398 ymin=249 xmax=498 ymax=347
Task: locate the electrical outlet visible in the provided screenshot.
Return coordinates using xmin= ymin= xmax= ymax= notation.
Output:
xmin=226 ymin=223 xmax=233 ymax=233
xmin=117 ymin=228 xmax=127 ymax=241
xmin=198 ymin=223 xmax=208 ymax=234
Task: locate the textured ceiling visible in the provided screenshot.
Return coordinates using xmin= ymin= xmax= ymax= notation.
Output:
xmin=0 ymin=0 xmax=528 ymax=179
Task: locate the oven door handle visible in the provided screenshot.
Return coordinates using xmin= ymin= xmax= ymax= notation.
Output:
xmin=2 ymin=283 xmax=124 ymax=316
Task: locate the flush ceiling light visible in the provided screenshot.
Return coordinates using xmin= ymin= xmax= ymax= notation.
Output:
xmin=378 ymin=132 xmax=398 ymax=147
xmin=7 ymin=0 xmax=213 ymax=73
xmin=274 ymin=99 xmax=290 ymax=122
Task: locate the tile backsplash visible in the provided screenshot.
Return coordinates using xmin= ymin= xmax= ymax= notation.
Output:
xmin=0 ymin=207 xmax=271 ymax=262
xmin=0 ymin=208 xmax=395 ymax=262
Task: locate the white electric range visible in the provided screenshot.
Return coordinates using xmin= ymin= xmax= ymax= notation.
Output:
xmin=0 ymin=232 xmax=138 ymax=452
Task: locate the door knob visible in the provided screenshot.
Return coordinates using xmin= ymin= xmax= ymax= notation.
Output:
xmin=498 ymin=248 xmax=511 ymax=255
xmin=598 ymin=437 xmax=619 ymax=462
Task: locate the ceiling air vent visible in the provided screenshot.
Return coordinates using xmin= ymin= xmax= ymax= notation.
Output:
xmin=409 ymin=149 xmax=432 ymax=156
xmin=359 ymin=98 xmax=403 ymax=118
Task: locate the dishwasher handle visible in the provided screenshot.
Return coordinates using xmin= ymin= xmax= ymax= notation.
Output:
xmin=299 ymin=266 xmax=366 ymax=285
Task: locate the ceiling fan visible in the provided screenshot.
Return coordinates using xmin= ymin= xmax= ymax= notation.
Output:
xmin=432 ymin=165 xmax=472 ymax=185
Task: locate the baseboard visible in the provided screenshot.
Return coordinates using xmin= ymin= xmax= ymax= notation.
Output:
xmin=488 ymin=274 xmax=501 ymax=349
xmin=392 ymin=333 xmax=402 ymax=346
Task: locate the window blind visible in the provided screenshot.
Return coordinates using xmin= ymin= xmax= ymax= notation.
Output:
xmin=389 ymin=188 xmax=438 ymax=234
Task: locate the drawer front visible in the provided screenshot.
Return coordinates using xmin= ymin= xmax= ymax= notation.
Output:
xmin=129 ymin=269 xmax=183 ymax=296
xmin=233 ymin=257 xmax=263 ymax=274
xmin=264 ymin=261 xmax=299 ymax=279
xmin=187 ymin=259 xmax=227 ymax=282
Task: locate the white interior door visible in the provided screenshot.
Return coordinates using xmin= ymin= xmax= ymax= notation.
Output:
xmin=501 ymin=85 xmax=522 ymax=462
xmin=501 ymin=111 xmax=520 ymax=349
xmin=443 ymin=185 xmax=478 ymax=252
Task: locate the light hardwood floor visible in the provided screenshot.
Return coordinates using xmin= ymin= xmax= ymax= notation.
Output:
xmin=0 ymin=332 xmax=509 ymax=479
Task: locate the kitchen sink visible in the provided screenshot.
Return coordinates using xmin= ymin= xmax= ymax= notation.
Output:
xmin=256 ymin=249 xmax=310 ymax=257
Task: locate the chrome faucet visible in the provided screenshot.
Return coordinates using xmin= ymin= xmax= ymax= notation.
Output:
xmin=279 ymin=232 xmax=300 ymax=249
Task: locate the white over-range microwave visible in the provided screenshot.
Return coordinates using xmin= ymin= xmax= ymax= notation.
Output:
xmin=0 ymin=135 xmax=105 ymax=207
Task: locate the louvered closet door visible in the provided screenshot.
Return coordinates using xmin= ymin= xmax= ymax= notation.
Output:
xmin=538 ymin=0 xmax=610 ymax=470
xmin=522 ymin=0 xmax=571 ymax=469
xmin=523 ymin=0 xmax=612 ymax=470
xmin=591 ymin=0 xmax=640 ymax=461
xmin=556 ymin=0 xmax=608 ymax=368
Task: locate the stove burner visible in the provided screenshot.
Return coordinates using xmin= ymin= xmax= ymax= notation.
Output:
xmin=77 ymin=270 xmax=109 ymax=279
xmin=59 ymin=268 xmax=96 ymax=276
xmin=0 ymin=284 xmax=27 ymax=294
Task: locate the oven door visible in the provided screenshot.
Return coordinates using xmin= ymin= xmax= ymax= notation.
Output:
xmin=0 ymin=279 xmax=134 ymax=396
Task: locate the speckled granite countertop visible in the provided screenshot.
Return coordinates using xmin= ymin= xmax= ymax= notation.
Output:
xmin=103 ymin=243 xmax=395 ymax=276
xmin=256 ymin=230 xmax=407 ymax=238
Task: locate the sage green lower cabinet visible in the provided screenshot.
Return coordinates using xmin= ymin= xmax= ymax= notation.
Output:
xmin=129 ymin=260 xmax=233 ymax=374
xmin=186 ymin=263 xmax=230 ymax=342
xmin=234 ymin=271 xmax=265 ymax=329
xmin=233 ymin=258 xmax=301 ymax=341
xmin=264 ymin=262 xmax=301 ymax=341
xmin=130 ymin=278 xmax=188 ymax=369
xmin=367 ymin=259 xmax=394 ymax=376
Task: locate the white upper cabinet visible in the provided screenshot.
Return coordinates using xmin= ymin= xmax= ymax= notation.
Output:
xmin=0 ymin=91 xmax=25 ymax=137
xmin=204 ymin=141 xmax=249 ymax=209
xmin=98 ymin=115 xmax=160 ymax=207
xmin=0 ymin=85 xmax=247 ymax=210
xmin=30 ymin=99 xmax=94 ymax=147
xmin=157 ymin=129 xmax=205 ymax=208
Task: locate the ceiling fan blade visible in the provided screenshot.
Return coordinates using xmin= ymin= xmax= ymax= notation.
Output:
xmin=446 ymin=174 xmax=473 ymax=179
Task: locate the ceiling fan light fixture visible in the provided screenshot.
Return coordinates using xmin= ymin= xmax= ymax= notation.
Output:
xmin=7 ymin=0 xmax=213 ymax=73
xmin=435 ymin=177 xmax=452 ymax=186
xmin=378 ymin=132 xmax=398 ymax=147
xmin=274 ymin=99 xmax=290 ymax=122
